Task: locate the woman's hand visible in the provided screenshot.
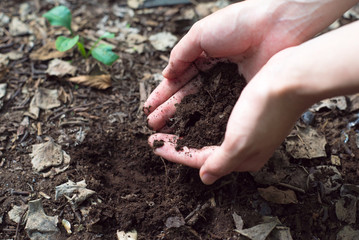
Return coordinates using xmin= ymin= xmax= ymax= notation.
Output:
xmin=144 ymin=0 xmax=359 ymax=184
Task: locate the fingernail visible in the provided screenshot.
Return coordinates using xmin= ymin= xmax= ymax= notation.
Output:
xmin=200 ymin=173 xmax=217 ymax=185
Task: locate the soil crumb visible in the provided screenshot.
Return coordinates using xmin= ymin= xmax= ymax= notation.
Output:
xmin=170 ymin=62 xmax=246 ymax=150
xmin=153 ymin=139 xmax=165 ymax=148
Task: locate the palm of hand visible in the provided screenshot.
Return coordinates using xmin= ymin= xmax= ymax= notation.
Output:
xmin=144 ymin=1 xmax=305 ymax=184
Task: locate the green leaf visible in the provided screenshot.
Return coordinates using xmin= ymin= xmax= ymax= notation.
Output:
xmin=99 ymin=32 xmax=115 ymax=40
xmin=91 ymin=44 xmax=119 ymax=65
xmin=55 ymin=35 xmax=79 ymax=52
xmin=43 ymin=6 xmax=72 ymax=33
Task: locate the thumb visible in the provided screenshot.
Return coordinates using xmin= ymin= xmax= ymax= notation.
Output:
xmin=199 ymin=147 xmax=237 ymax=185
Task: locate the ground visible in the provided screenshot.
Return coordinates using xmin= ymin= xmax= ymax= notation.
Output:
xmin=1 ymin=0 xmax=359 ymax=240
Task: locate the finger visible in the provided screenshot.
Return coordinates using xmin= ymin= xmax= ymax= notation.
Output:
xmin=148 ymin=133 xmax=217 ymax=169
xmin=199 ymin=146 xmax=238 ymax=184
xmin=147 ymin=76 xmax=201 ymax=130
xmin=163 ymin=21 xmax=204 ymax=79
xmin=144 ymin=64 xmax=198 ymax=115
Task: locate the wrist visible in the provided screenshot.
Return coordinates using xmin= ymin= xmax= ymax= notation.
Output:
xmin=266 ymin=0 xmax=358 ymax=43
xmin=269 ymin=20 xmax=359 ymax=110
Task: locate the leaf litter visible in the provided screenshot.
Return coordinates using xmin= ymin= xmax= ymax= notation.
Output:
xmin=1 ymin=1 xmax=359 ymax=240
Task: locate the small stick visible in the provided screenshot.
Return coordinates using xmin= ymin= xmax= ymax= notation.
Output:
xmin=278 ymin=182 xmax=306 ymax=194
xmin=15 ymin=206 xmax=28 ymax=240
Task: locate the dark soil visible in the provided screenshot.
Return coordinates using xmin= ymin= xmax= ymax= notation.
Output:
xmin=1 ymin=1 xmax=359 ymax=240
xmin=170 ymin=62 xmax=246 ymax=150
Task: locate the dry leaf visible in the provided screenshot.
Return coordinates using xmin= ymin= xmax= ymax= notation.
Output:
xmin=258 ymin=186 xmax=298 ymax=204
xmin=149 ymin=32 xmax=178 ymax=51
xmin=30 ymin=41 xmax=68 ymax=61
xmin=47 ymin=59 xmax=77 ymax=77
xmin=285 ymin=126 xmax=327 ymax=159
xmin=9 ymin=17 xmax=31 ymax=36
xmin=30 ymin=139 xmax=70 ymax=173
xmin=127 ymin=0 xmax=145 ymax=9
xmin=25 ymin=199 xmax=59 ymax=240
xmin=26 ymin=88 xmax=61 ymax=119
xmin=310 ymin=96 xmax=347 ymax=111
xmin=55 ymin=180 xmax=96 ymax=207
xmin=335 ymin=196 xmax=357 ymax=224
xmin=68 ymin=75 xmax=111 ymax=89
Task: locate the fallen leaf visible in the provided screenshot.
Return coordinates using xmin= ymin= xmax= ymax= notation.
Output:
xmin=25 ymin=199 xmax=59 ymax=240
xmin=335 ymin=196 xmax=357 ymax=224
xmin=127 ymin=0 xmax=145 ymax=9
xmin=0 ymin=13 xmax=10 ymax=27
xmin=30 ymin=41 xmax=69 ymax=61
xmin=195 ymin=0 xmax=230 ymax=18
xmin=112 ymin=4 xmax=135 ymax=18
xmin=232 ymin=212 xmax=244 ymax=230
xmin=30 ymin=139 xmax=70 ymax=174
xmin=348 ymin=93 xmax=359 ymax=112
xmin=271 ymin=226 xmax=293 ymax=240
xmin=149 ymin=32 xmax=178 ymax=51
xmin=55 ymin=180 xmax=96 ymax=207
xmin=309 ymin=165 xmax=342 ymax=195
xmin=68 ymin=74 xmax=111 ymax=89
xmin=337 ymin=225 xmax=359 ymax=240
xmin=165 ymin=216 xmax=185 ymax=228
xmin=8 ymin=205 xmax=27 ymax=224
xmin=47 ymin=58 xmax=77 ymax=77
xmin=285 ymin=126 xmax=327 ymax=159
xmin=26 ymin=88 xmax=61 ymax=119
xmin=0 ymin=54 xmax=9 ymax=67
xmin=340 ymin=184 xmax=359 ymax=198
xmin=9 ymin=17 xmax=31 ymax=36
xmin=258 ymin=186 xmax=298 ymax=204
xmin=235 ymin=220 xmax=278 ymax=240
xmin=310 ymin=96 xmax=347 ymax=111
xmin=6 ymin=51 xmax=24 ymax=60
xmin=125 ymin=33 xmax=147 ymax=53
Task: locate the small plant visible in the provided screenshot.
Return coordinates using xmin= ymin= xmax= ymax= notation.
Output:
xmin=43 ymin=6 xmax=119 ymax=65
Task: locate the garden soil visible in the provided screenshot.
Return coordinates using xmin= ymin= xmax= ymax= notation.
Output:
xmin=1 ymin=1 xmax=359 ymax=240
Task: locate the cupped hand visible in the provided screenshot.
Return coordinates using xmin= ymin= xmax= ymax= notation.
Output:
xmin=147 ymin=49 xmax=311 ymax=185
xmin=144 ymin=0 xmax=354 ymax=184
xmin=149 ymin=48 xmax=306 ymax=184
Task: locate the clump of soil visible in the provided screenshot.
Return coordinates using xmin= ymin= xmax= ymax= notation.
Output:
xmin=169 ymin=62 xmax=246 ymax=149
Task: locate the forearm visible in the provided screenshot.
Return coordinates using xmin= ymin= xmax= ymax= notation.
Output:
xmin=283 ymin=20 xmax=359 ymax=106
xmin=267 ymin=0 xmax=359 ymax=43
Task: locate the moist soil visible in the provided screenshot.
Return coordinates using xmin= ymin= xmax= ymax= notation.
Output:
xmin=1 ymin=1 xmax=359 ymax=240
xmin=170 ymin=62 xmax=246 ymax=150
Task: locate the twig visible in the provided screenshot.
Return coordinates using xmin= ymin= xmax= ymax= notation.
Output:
xmin=59 ymin=119 xmax=89 ymax=127
xmin=10 ymin=190 xmax=30 ymax=196
xmin=277 ymin=182 xmax=306 ymax=194
xmin=15 ymin=206 xmax=28 ymax=240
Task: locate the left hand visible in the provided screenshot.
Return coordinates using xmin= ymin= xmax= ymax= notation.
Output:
xmin=147 ymin=48 xmax=311 ymax=184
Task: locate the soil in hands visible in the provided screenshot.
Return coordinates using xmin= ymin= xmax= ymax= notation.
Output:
xmin=169 ymin=62 xmax=246 ymax=150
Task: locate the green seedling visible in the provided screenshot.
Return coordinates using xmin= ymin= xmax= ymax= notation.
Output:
xmin=43 ymin=6 xmax=119 ymax=65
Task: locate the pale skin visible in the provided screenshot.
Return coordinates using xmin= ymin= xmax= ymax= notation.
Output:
xmin=144 ymin=0 xmax=359 ymax=184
